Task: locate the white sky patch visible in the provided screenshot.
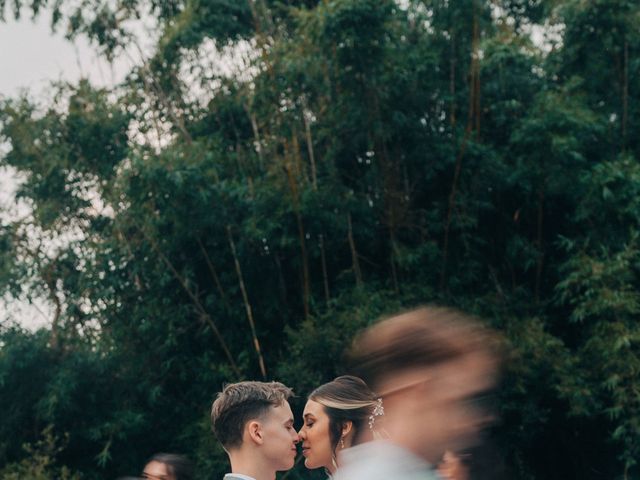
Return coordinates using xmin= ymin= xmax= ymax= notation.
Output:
xmin=0 ymin=165 xmax=30 ymax=223
xmin=490 ymin=2 xmax=565 ymax=54
xmin=0 ymin=293 xmax=51 ymax=330
xmin=0 ymin=14 xmax=157 ymax=330
xmin=1 ymin=16 xmax=118 ymax=98
xmin=179 ymin=38 xmax=259 ymax=109
xmin=526 ymin=21 xmax=564 ymax=54
xmin=0 ymin=13 xmax=159 ymax=99
xmin=0 ymin=166 xmax=89 ymax=331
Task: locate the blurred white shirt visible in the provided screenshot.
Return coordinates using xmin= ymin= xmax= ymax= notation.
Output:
xmin=334 ymin=440 xmax=440 ymax=480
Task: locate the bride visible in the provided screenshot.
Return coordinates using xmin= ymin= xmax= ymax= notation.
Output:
xmin=298 ymin=375 xmax=383 ymax=476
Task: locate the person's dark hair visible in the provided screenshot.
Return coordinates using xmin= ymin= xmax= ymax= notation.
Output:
xmin=146 ymin=453 xmax=193 ymax=480
xmin=348 ymin=307 xmax=499 ymax=390
xmin=309 ymin=375 xmax=378 ymax=454
xmin=211 ymin=381 xmax=293 ymax=450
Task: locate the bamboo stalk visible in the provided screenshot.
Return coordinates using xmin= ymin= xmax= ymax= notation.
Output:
xmin=273 ymin=252 xmax=290 ymax=309
xmin=302 ymin=102 xmax=319 ymax=190
xmin=142 ymin=229 xmax=241 ymax=378
xmin=319 ymin=234 xmax=330 ymax=305
xmin=135 ymin=55 xmax=193 ymax=146
xmin=440 ymin=4 xmax=480 ymax=290
xmin=196 ymin=237 xmax=231 ymax=310
xmin=440 ymin=127 xmax=471 ymax=290
xmin=450 ymin=31 xmax=457 ymax=127
xmin=347 ymin=212 xmax=363 ymax=286
xmin=535 ymin=187 xmax=545 ymax=303
xmin=284 ymin=160 xmax=311 ymax=318
xmin=43 ymin=259 xmax=61 ymax=350
xmin=226 ymin=225 xmax=267 ymax=378
xmin=245 ymin=104 xmax=265 ymax=169
xmin=622 ymin=39 xmax=629 ymax=150
xmin=389 ymin=229 xmax=399 ymax=293
xmin=292 ymin=127 xmax=308 ymax=184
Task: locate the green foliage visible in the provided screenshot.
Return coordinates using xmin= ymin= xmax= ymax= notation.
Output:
xmin=0 ymin=426 xmax=81 ymax=480
xmin=2 ymin=0 xmax=640 ymax=479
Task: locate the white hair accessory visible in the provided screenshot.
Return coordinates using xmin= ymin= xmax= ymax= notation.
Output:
xmin=368 ymin=398 xmax=384 ymax=429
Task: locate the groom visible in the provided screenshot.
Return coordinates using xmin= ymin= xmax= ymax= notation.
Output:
xmin=211 ymin=381 xmax=299 ymax=480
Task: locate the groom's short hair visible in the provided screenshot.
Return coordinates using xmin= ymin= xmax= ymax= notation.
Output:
xmin=211 ymin=381 xmax=293 ymax=449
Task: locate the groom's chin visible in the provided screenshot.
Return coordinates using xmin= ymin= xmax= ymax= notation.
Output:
xmin=277 ymin=459 xmax=296 ymax=471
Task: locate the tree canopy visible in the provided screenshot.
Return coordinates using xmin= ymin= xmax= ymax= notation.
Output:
xmin=2 ymin=0 xmax=640 ymax=478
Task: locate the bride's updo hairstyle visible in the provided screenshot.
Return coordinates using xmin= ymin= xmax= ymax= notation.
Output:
xmin=308 ymin=375 xmax=380 ymax=453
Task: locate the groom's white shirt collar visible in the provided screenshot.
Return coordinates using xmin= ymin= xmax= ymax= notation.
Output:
xmin=224 ymin=474 xmax=256 ymax=480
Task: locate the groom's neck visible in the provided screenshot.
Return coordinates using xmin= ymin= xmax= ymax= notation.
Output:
xmin=229 ymin=449 xmax=276 ymax=480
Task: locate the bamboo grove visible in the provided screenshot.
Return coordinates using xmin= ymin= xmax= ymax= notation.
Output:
xmin=1 ymin=0 xmax=640 ymax=478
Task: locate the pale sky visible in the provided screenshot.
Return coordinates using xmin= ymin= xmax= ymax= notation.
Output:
xmin=0 ymin=15 xmax=140 ymax=330
xmin=0 ymin=15 xmax=137 ymax=98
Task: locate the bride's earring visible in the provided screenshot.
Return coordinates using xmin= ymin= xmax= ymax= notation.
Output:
xmin=340 ymin=436 xmax=345 ymax=449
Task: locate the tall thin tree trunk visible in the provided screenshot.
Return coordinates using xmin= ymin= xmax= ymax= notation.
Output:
xmin=196 ymin=237 xmax=230 ymax=310
xmin=535 ymin=187 xmax=545 ymax=303
xmin=273 ymin=253 xmax=290 ymax=309
xmin=44 ymin=264 xmax=61 ymax=350
xmin=440 ymin=5 xmax=480 ymax=290
xmin=622 ymin=39 xmax=629 ymax=150
xmin=245 ymin=105 xmax=265 ymax=169
xmin=369 ymin=89 xmax=402 ymax=292
xmin=440 ymin=128 xmax=472 ymax=290
xmin=236 ymin=143 xmax=256 ymax=199
xmin=292 ymin=128 xmax=309 ymax=184
xmin=347 ymin=212 xmax=363 ymax=286
xmin=319 ymin=234 xmax=330 ymax=305
xmin=284 ymin=162 xmax=311 ymax=318
xmin=302 ymin=104 xmax=318 ymax=190
xmin=450 ymin=31 xmax=457 ymax=127
xmin=226 ymin=226 xmax=267 ymax=378
xmin=389 ymin=229 xmax=399 ymax=293
xmin=139 ymin=63 xmax=192 ymax=146
xmin=128 ymin=40 xmax=192 ymax=147
xmin=142 ymin=228 xmax=241 ymax=378
xmin=473 ymin=13 xmax=481 ymax=135
xmin=301 ymin=101 xmax=328 ymax=303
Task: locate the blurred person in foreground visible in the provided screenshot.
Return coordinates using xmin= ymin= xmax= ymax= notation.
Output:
xmin=334 ymin=306 xmax=500 ymax=480
xmin=210 ymin=381 xmax=299 ymax=480
xmin=141 ymin=453 xmax=194 ymax=480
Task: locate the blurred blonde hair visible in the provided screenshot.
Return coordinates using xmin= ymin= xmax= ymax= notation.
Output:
xmin=349 ymin=306 xmax=500 ymax=391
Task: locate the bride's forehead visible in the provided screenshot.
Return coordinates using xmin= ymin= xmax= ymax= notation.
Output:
xmin=302 ymin=399 xmax=325 ymax=416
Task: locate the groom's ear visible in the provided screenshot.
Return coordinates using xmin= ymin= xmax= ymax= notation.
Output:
xmin=247 ymin=420 xmax=264 ymax=445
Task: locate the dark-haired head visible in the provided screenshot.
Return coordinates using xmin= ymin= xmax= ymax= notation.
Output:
xmin=299 ymin=375 xmax=379 ymax=474
xmin=309 ymin=376 xmax=379 ymax=450
xmin=143 ymin=453 xmax=193 ymax=480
